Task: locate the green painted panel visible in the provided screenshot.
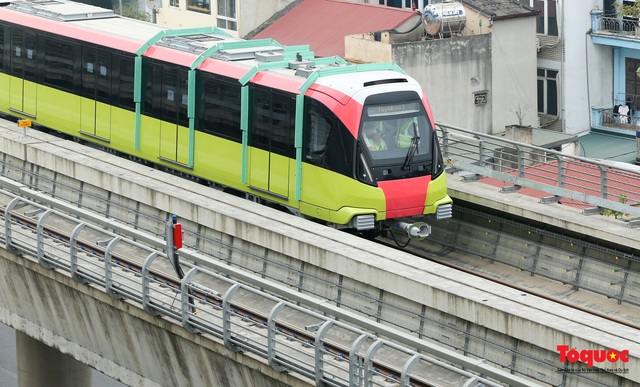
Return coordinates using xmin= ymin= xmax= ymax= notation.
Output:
xmin=177 ymin=125 xmax=189 ymax=165
xmin=36 ymin=87 xmax=80 ymax=135
xmin=425 ymin=173 xmax=450 ymax=213
xmin=139 ymin=115 xmax=161 ymax=159
xmin=9 ymin=77 xmax=22 ymax=112
xmin=160 ymin=121 xmax=177 ymax=160
xmin=96 ymin=103 xmax=111 ymax=140
xmin=0 ymin=74 xmax=8 ymax=110
xmin=23 ymin=81 xmax=37 ymax=116
xmin=110 ymin=109 xmax=136 ymax=152
xmin=300 ymin=163 xmax=385 ymax=222
xmin=80 ymin=99 xmax=95 ymax=135
xmin=249 ymin=148 xmax=269 ymax=191
xmin=269 ymin=154 xmax=289 ymax=198
xmin=192 ymin=132 xmax=242 ymax=187
xmin=8 ymin=79 xmax=37 ymax=117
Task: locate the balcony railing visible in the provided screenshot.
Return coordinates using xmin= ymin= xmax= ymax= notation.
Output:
xmin=600 ymin=15 xmax=638 ymax=35
xmin=592 ymin=106 xmax=640 ymax=132
xmin=592 ymin=12 xmax=640 ymax=37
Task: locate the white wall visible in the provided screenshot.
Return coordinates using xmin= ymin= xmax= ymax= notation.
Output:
xmin=390 ymin=35 xmax=494 ymax=133
xmin=491 ymin=17 xmax=539 ymax=131
xmin=562 ymin=0 xmax=611 ymax=135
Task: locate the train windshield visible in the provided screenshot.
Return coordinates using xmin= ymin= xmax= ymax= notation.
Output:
xmin=359 ymin=100 xmax=434 ymax=180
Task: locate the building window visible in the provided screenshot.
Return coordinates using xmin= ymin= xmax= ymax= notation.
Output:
xmin=217 ymin=0 xmax=237 ymax=31
xmin=537 ymin=68 xmax=558 ymax=116
xmin=518 ymin=0 xmax=558 ymax=36
xmin=379 ymin=0 xmax=402 ymax=8
xmin=378 ymin=0 xmax=423 ymax=9
xmin=169 ymin=0 xmax=179 ymax=7
xmin=187 ymin=0 xmax=210 ymax=14
xmin=624 ymin=58 xmax=640 ymax=110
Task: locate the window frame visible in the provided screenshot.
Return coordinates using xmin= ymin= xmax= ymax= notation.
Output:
xmin=216 ymin=0 xmax=237 ymax=31
xmin=537 ymin=68 xmax=558 ymax=116
xmin=518 ymin=0 xmax=558 ymax=36
xmin=187 ymin=0 xmax=210 ymax=14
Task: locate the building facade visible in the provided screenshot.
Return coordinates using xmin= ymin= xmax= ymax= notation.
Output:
xmin=154 ymin=0 xmax=297 ymax=38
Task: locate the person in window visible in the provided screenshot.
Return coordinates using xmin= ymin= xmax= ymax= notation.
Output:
xmin=364 ymin=124 xmax=387 ymax=151
xmin=396 ymin=118 xmax=416 ymax=148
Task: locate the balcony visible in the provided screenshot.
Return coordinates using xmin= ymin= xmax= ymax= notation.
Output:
xmin=599 ymin=16 xmax=639 ymax=36
xmin=592 ymin=106 xmax=640 ymax=133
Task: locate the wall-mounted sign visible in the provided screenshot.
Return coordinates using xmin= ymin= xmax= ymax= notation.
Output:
xmin=474 ymin=90 xmax=488 ymax=105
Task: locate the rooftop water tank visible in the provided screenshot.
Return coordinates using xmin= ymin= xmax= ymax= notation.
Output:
xmin=422 ymin=1 xmax=466 ymax=37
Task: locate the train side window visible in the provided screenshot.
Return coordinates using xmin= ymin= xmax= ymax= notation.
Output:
xmin=115 ymin=55 xmax=135 ymax=110
xmin=249 ymin=85 xmax=295 ymax=158
xmin=81 ymin=47 xmax=96 ymax=98
xmin=160 ymin=64 xmax=188 ymax=126
xmin=24 ymin=30 xmax=36 ymax=81
xmin=43 ymin=37 xmax=74 ymax=92
xmin=10 ymin=28 xmax=36 ymax=82
xmin=305 ymin=105 xmax=331 ymax=160
xmin=143 ymin=58 xmax=161 ymax=117
xmin=303 ymin=97 xmax=354 ymax=177
xmin=198 ymin=73 xmax=242 ymax=142
xmin=270 ymin=91 xmax=295 ymax=157
xmin=0 ymin=25 xmax=4 ymax=72
xmin=95 ymin=49 xmax=111 ymax=104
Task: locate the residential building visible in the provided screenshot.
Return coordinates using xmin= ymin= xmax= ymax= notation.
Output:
xmin=590 ymin=0 xmax=640 ymax=163
xmin=154 ymin=0 xmax=298 ymax=38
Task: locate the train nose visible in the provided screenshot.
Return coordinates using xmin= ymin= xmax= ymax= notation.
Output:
xmin=392 ymin=221 xmax=431 ymax=240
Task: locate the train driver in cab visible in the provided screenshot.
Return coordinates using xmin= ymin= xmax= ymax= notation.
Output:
xmin=396 ymin=117 xmax=418 ymax=148
xmin=364 ymin=123 xmax=387 ymax=151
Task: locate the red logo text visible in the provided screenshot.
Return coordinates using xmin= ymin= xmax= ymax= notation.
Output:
xmin=557 ymin=345 xmax=629 ymax=368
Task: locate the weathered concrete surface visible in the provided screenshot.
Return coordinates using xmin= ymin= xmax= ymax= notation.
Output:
xmin=0 ymin=249 xmax=312 ymax=387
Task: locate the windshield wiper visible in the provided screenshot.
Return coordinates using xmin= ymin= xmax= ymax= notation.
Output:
xmin=401 ymin=122 xmax=420 ymax=170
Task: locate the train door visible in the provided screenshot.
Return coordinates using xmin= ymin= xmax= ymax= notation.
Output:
xmin=248 ymin=86 xmax=294 ymax=199
xmin=159 ymin=65 xmax=189 ymax=165
xmin=80 ymin=47 xmax=112 ymax=140
xmin=9 ymin=28 xmax=37 ymax=117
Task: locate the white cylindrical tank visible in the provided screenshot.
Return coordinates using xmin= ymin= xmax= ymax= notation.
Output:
xmin=422 ymin=1 xmax=466 ymax=36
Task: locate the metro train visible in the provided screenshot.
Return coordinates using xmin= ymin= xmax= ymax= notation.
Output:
xmin=0 ymin=0 xmax=452 ymax=239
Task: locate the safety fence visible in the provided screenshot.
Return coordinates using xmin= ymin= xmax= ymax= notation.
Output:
xmin=0 ymin=179 xmax=538 ymax=387
xmin=438 ymin=122 xmax=640 ymax=225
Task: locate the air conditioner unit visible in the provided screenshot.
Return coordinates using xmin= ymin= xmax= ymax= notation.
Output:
xmin=536 ymin=37 xmax=541 ymax=52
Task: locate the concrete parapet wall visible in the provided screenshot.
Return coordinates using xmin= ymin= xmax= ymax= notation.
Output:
xmin=0 ymin=123 xmax=638 ymax=385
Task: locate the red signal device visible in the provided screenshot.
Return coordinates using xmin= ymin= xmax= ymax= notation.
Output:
xmin=173 ymin=223 xmax=183 ymax=249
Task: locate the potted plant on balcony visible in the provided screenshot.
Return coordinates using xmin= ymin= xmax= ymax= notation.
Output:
xmin=615 ymin=1 xmax=640 ymax=18
xmin=614 ymin=1 xmax=640 ymax=35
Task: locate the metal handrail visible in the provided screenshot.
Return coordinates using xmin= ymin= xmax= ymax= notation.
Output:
xmin=0 ymin=183 xmax=540 ymax=387
xmin=437 ymin=122 xmax=640 ymax=221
